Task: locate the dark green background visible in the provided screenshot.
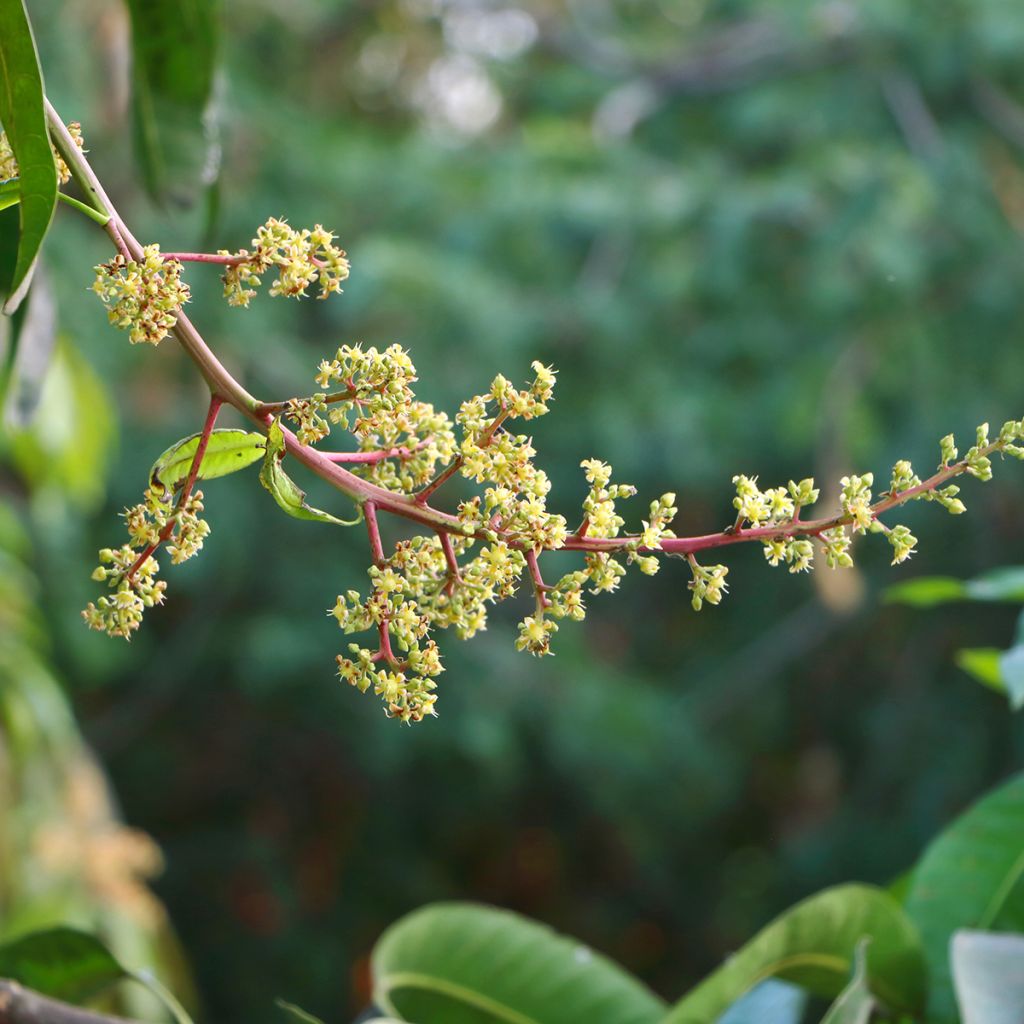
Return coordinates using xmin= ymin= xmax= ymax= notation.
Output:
xmin=6 ymin=0 xmax=1024 ymax=1020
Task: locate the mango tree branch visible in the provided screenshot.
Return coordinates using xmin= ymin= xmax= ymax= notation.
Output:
xmin=42 ymin=100 xmax=1014 ymax=570
xmin=0 ymin=980 xmax=136 ymax=1024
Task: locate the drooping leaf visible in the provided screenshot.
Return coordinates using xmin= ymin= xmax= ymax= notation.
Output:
xmin=0 ymin=0 xmax=57 ymax=312
xmin=276 ymin=998 xmax=328 ymax=1024
xmin=150 ymin=428 xmax=266 ymax=491
xmin=716 ymin=979 xmax=806 ymax=1024
xmin=372 ymin=902 xmax=667 ymax=1024
xmin=0 ymin=927 xmax=125 ymax=1004
xmin=884 ymin=576 xmax=967 ymax=607
xmin=904 ymin=772 xmax=1024 ymax=1021
xmin=259 ymin=419 xmax=357 ymax=526
xmin=663 ymin=885 xmax=926 ymax=1024
xmin=124 ymin=0 xmax=221 ymax=206
xmin=951 ymin=930 xmax=1024 ymax=1024
xmin=818 ymin=941 xmax=874 ymax=1024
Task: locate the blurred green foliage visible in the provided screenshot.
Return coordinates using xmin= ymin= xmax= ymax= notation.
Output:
xmin=6 ymin=0 xmax=1024 ymax=1021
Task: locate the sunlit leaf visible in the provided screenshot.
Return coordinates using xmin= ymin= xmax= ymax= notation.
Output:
xmin=884 ymin=576 xmax=967 ymax=607
xmin=150 ymin=428 xmax=266 ymax=491
xmin=951 ymin=930 xmax=1024 ymax=1024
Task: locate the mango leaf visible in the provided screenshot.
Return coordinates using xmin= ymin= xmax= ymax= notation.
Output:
xmin=663 ymin=885 xmax=926 ymax=1024
xmin=904 ymin=772 xmax=1024 ymax=1022
xmin=276 ymin=999 xmax=328 ymax=1024
xmin=371 ymin=902 xmax=666 ymax=1024
xmin=818 ymin=941 xmax=873 ymax=1024
xmin=2 ymin=260 xmax=56 ymax=427
xmin=0 ymin=0 xmax=57 ymax=313
xmin=884 ymin=576 xmax=967 ymax=607
xmin=150 ymin=428 xmax=265 ymax=490
xmin=951 ymin=930 xmax=1024 ymax=1024
xmin=259 ymin=419 xmax=357 ymax=526
xmin=124 ymin=0 xmax=220 ymax=206
xmin=0 ymin=177 xmax=19 ymax=211
xmin=0 ymin=927 xmax=124 ymax=1004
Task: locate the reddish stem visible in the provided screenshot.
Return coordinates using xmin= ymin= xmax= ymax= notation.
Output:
xmin=364 ymin=501 xmax=386 ymax=566
xmin=526 ymin=549 xmax=552 ymax=609
xmin=125 ymin=396 xmax=223 ymax=580
xmin=323 ymin=439 xmax=431 ymax=464
xmin=162 ymin=252 xmax=249 ymax=266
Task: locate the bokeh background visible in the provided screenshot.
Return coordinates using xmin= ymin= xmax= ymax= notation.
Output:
xmin=5 ymin=0 xmax=1024 ymax=1020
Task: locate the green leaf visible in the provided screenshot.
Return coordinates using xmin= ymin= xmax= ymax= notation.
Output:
xmin=663 ymin=885 xmax=926 ymax=1024
xmin=371 ymin=902 xmax=667 ymax=1024
xmin=0 ymin=0 xmax=57 ymax=313
xmin=124 ymin=0 xmax=220 ymax=206
xmin=904 ymin=772 xmax=1024 ymax=1022
xmin=884 ymin=576 xmax=967 ymax=607
xmin=951 ymin=930 xmax=1024 ymax=1024
xmin=965 ymin=567 xmax=1024 ymax=602
xmin=952 ymin=647 xmax=1024 ymax=711
xmin=150 ymin=428 xmax=266 ymax=491
xmin=0 ymin=927 xmax=125 ymax=1003
xmin=0 ymin=176 xmax=19 ymax=211
xmin=276 ymin=998 xmax=328 ymax=1024
xmin=259 ymin=419 xmax=357 ymax=526
xmin=818 ymin=941 xmax=874 ymax=1024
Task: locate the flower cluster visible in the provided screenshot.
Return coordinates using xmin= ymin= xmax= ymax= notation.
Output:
xmin=83 ymin=485 xmax=210 ymax=638
xmin=92 ymin=245 xmax=190 ymax=345
xmin=220 ymin=218 xmax=349 ymax=306
xmin=0 ymin=121 xmax=83 ymax=184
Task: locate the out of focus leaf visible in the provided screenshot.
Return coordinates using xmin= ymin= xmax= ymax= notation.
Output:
xmin=664 ymin=886 xmax=925 ymax=1023
xmin=998 ymin=646 xmax=1024 ymax=710
xmin=905 ymin=772 xmax=1024 ymax=1021
xmin=150 ymin=428 xmax=265 ymax=491
xmin=0 ymin=927 xmax=125 ymax=1003
xmin=124 ymin=0 xmax=220 ymax=206
xmin=951 ymin=930 xmax=1024 ymax=1024
xmin=953 ymin=648 xmax=1024 ymax=710
xmin=0 ymin=0 xmax=57 ymax=312
xmin=2 ymin=262 xmax=57 ymax=428
xmin=818 ymin=941 xmax=874 ymax=1024
xmin=964 ymin=567 xmax=1024 ymax=602
xmin=259 ymin=419 xmax=356 ymax=525
xmin=276 ymin=998 xmax=328 ymax=1024
xmin=717 ymin=979 xmax=806 ymax=1024
xmin=884 ymin=577 xmax=967 ymax=607
xmin=0 ymin=177 xmax=20 ymax=211
xmin=372 ymin=902 xmax=666 ymax=1024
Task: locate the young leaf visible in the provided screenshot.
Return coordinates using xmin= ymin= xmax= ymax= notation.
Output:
xmin=818 ymin=940 xmax=874 ymax=1024
xmin=0 ymin=927 xmax=125 ymax=1004
xmin=124 ymin=0 xmax=220 ymax=206
xmin=0 ymin=0 xmax=58 ymax=313
xmin=259 ymin=419 xmax=357 ymax=525
xmin=904 ymin=772 xmax=1024 ymax=1022
xmin=663 ymin=885 xmax=926 ymax=1024
xmin=150 ymin=428 xmax=265 ymax=490
xmin=372 ymin=902 xmax=666 ymax=1024
xmin=951 ymin=930 xmax=1024 ymax=1024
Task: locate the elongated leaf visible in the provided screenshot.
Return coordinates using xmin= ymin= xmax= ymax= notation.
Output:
xmin=150 ymin=428 xmax=265 ymax=490
xmin=664 ymin=885 xmax=926 ymax=1024
xmin=884 ymin=576 xmax=967 ymax=607
xmin=904 ymin=772 xmax=1024 ymax=1022
xmin=952 ymin=930 xmax=1024 ymax=1024
xmin=818 ymin=941 xmax=873 ymax=1024
xmin=0 ymin=0 xmax=57 ymax=313
xmin=372 ymin=902 xmax=667 ymax=1024
xmin=965 ymin=567 xmax=1024 ymax=602
xmin=0 ymin=927 xmax=125 ymax=1003
xmin=276 ymin=998 xmax=328 ymax=1024
xmin=124 ymin=0 xmax=220 ymax=206
xmin=3 ymin=260 xmax=56 ymax=427
xmin=259 ymin=419 xmax=356 ymax=525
